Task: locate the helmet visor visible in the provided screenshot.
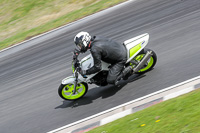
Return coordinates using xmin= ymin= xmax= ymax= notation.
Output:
xmin=76 ymin=42 xmax=83 ymax=51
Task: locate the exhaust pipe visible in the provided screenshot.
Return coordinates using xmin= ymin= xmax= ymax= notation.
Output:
xmin=133 ymin=51 xmax=153 ymax=72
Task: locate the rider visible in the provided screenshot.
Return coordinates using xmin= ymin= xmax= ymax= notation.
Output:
xmin=73 ymin=31 xmax=132 ymax=85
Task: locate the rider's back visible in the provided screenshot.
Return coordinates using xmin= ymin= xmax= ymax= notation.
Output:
xmin=91 ymin=36 xmax=127 ymax=64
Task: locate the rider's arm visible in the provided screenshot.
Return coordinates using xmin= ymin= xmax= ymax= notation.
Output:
xmin=86 ymin=48 xmax=102 ymax=75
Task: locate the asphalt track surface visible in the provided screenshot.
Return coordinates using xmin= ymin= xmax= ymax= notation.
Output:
xmin=1 ymin=0 xmax=200 ymax=132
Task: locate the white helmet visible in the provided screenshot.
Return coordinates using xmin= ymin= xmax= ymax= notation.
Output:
xmin=74 ymin=31 xmax=91 ymax=53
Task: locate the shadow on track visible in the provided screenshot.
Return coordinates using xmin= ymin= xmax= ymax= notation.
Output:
xmin=55 ymin=74 xmax=145 ymax=109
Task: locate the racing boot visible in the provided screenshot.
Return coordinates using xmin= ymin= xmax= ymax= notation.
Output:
xmin=115 ymin=66 xmax=133 ymax=86
xmin=122 ymin=66 xmax=133 ymax=80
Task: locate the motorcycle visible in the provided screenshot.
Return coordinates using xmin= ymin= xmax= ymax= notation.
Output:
xmin=58 ymin=33 xmax=157 ymax=101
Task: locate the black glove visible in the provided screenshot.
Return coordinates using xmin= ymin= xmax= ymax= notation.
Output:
xmin=73 ymin=53 xmax=79 ymax=61
xmin=73 ymin=49 xmax=80 ymax=60
xmin=73 ymin=50 xmax=80 ymax=68
xmin=77 ymin=67 xmax=87 ymax=78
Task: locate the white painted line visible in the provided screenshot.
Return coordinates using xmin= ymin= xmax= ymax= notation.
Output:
xmin=163 ymin=86 xmax=195 ymax=101
xmin=110 ymin=76 xmax=200 ymax=110
xmin=48 ymin=75 xmax=200 ymax=133
xmin=100 ymin=109 xmax=132 ymax=125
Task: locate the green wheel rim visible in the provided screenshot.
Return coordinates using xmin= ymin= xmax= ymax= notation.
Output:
xmin=134 ymin=54 xmax=154 ymax=72
xmin=61 ymin=83 xmax=86 ymax=100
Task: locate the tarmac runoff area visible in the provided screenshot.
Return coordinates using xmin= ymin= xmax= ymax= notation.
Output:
xmin=47 ymin=75 xmax=200 ymax=133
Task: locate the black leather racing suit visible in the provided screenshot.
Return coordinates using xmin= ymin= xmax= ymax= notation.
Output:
xmin=85 ymin=36 xmax=127 ymax=84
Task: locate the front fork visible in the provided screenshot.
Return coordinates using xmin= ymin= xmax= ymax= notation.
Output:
xmin=73 ymin=70 xmax=78 ymax=94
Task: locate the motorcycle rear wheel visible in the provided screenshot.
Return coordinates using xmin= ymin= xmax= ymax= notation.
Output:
xmin=132 ymin=48 xmax=157 ymax=74
xmin=58 ymin=82 xmax=88 ymax=101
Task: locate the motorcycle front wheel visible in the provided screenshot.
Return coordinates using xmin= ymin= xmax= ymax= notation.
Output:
xmin=58 ymin=82 xmax=88 ymax=101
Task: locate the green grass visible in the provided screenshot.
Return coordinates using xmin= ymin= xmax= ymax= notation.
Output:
xmin=87 ymin=89 xmax=200 ymax=133
xmin=0 ymin=0 xmax=127 ymax=50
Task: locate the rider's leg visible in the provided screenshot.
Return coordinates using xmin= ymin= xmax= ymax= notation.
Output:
xmin=107 ymin=60 xmax=126 ymax=85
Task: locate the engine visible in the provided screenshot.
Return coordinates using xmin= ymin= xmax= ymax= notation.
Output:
xmin=90 ymin=71 xmax=108 ymax=86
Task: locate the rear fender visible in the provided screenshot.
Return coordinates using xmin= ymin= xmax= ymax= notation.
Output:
xmin=124 ymin=33 xmax=149 ymax=63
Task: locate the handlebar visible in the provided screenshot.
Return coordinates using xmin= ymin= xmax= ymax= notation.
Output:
xmin=72 ymin=49 xmax=87 ymax=79
xmin=73 ymin=49 xmax=80 ymax=68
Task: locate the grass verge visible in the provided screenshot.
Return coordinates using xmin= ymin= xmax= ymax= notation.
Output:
xmin=0 ymin=0 xmax=127 ymax=50
xmin=87 ymin=89 xmax=200 ymax=133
